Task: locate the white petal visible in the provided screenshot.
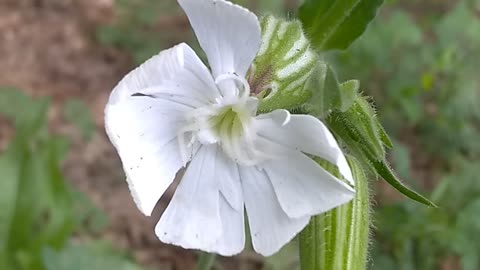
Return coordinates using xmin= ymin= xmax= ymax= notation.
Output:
xmin=214 ymin=148 xmax=243 ymax=211
xmin=256 ymin=112 xmax=354 ymax=185
xmin=240 ymin=166 xmax=310 ymax=256
xmin=209 ymin=149 xmax=245 ymax=255
xmin=156 ymin=145 xmax=222 ymax=251
xmin=264 ymin=151 xmax=355 ymax=219
xmin=105 ymin=96 xmax=191 ymax=216
xmin=178 ymin=0 xmax=261 ymax=78
xmin=208 ymin=195 xmax=245 ymax=256
xmin=109 ymin=43 xmax=219 ymax=105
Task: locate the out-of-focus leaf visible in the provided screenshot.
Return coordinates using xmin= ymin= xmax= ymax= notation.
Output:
xmin=0 ymin=147 xmax=23 ymax=263
xmin=63 ymin=100 xmax=95 ymax=141
xmin=298 ymin=0 xmax=384 ymax=51
xmin=0 ymin=88 xmax=76 ymax=269
xmin=42 ymin=243 xmax=145 ymax=270
xmin=455 ymin=199 xmax=480 ymax=270
xmin=0 ymin=88 xmax=50 ymax=134
xmin=71 ymin=191 xmax=108 ymax=234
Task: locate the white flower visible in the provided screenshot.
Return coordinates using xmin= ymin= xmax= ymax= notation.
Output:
xmin=105 ymin=0 xmax=355 ymax=256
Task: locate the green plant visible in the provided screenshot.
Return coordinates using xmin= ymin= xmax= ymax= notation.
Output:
xmin=0 ymin=88 xmax=143 ymax=270
xmin=327 ymin=1 xmax=480 ymax=163
xmin=320 ymin=1 xmax=480 ymax=268
xmin=0 ymin=89 xmax=73 ymax=270
xmin=372 ymin=161 xmax=480 ymax=270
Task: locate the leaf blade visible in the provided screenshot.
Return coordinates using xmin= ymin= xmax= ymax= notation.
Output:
xmin=299 ymin=0 xmax=384 ymax=51
xmin=372 ymin=159 xmax=437 ymax=207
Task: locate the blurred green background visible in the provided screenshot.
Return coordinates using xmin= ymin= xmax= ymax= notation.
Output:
xmin=0 ymin=0 xmax=479 ymax=269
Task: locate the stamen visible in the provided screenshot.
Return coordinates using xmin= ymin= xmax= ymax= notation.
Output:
xmin=174 ymin=72 xmax=279 ymax=166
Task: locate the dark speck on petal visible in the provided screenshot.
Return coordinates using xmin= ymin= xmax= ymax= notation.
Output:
xmin=132 ymin=93 xmax=154 ymax=98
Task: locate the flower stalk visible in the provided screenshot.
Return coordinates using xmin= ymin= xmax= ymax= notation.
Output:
xmin=299 ymin=157 xmax=370 ymax=270
xmin=196 ymin=252 xmax=216 ymax=270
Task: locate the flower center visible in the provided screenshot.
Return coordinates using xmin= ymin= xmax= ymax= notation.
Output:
xmin=177 ymin=74 xmax=270 ymax=166
xmin=209 ymin=106 xmax=249 ymax=141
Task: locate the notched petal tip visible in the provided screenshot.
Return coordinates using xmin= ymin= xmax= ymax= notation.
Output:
xmin=178 ymin=0 xmax=261 ymax=78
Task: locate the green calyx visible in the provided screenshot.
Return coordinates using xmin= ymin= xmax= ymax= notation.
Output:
xmin=305 ymin=62 xmax=359 ymax=118
xmin=249 ymin=15 xmax=318 ymax=112
xmin=325 ymin=96 xmax=436 ymax=207
xmin=299 ymin=157 xmax=370 ymax=270
xmin=303 ymin=61 xmax=435 ymax=206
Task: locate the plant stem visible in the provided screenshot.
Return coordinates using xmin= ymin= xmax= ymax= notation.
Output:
xmin=299 ymin=157 xmax=370 ymax=270
xmin=197 ymin=252 xmax=216 ymax=270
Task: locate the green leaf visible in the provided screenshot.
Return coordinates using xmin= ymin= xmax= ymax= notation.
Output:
xmin=71 ymin=191 xmax=108 ymax=234
xmin=371 ymin=159 xmax=437 ymax=207
xmin=0 ymin=146 xmax=23 ymax=260
xmin=0 ymin=88 xmax=50 ymax=132
xmin=42 ymin=243 xmax=144 ymax=270
xmin=63 ymin=100 xmax=95 ymax=141
xmin=0 ymin=89 xmax=77 ymax=269
xmin=298 ymin=0 xmax=384 ymax=51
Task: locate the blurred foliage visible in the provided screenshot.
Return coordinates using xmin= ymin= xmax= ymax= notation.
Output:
xmin=63 ymin=100 xmax=95 ymax=141
xmin=372 ymin=161 xmax=480 ymax=270
xmin=42 ymin=242 xmax=143 ymax=270
xmin=96 ymin=0 xmax=287 ymax=64
xmin=97 ymin=0 xmax=181 ymax=64
xmin=327 ymin=1 xmax=480 ymax=163
xmin=322 ymin=0 xmax=480 ymax=269
xmin=0 ymin=89 xmax=143 ymax=270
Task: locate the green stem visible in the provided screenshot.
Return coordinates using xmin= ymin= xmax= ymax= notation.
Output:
xmin=196 ymin=252 xmax=216 ymax=270
xmin=299 ymin=157 xmax=370 ymax=270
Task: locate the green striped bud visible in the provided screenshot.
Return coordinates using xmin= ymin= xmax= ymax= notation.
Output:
xmin=299 ymin=157 xmax=370 ymax=270
xmin=249 ymin=15 xmax=318 ymax=112
xmin=326 ymin=96 xmax=387 ymax=170
xmin=327 ymin=97 xmax=436 ymax=207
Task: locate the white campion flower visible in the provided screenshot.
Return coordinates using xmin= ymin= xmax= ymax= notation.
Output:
xmin=105 ymin=0 xmax=355 ymax=256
